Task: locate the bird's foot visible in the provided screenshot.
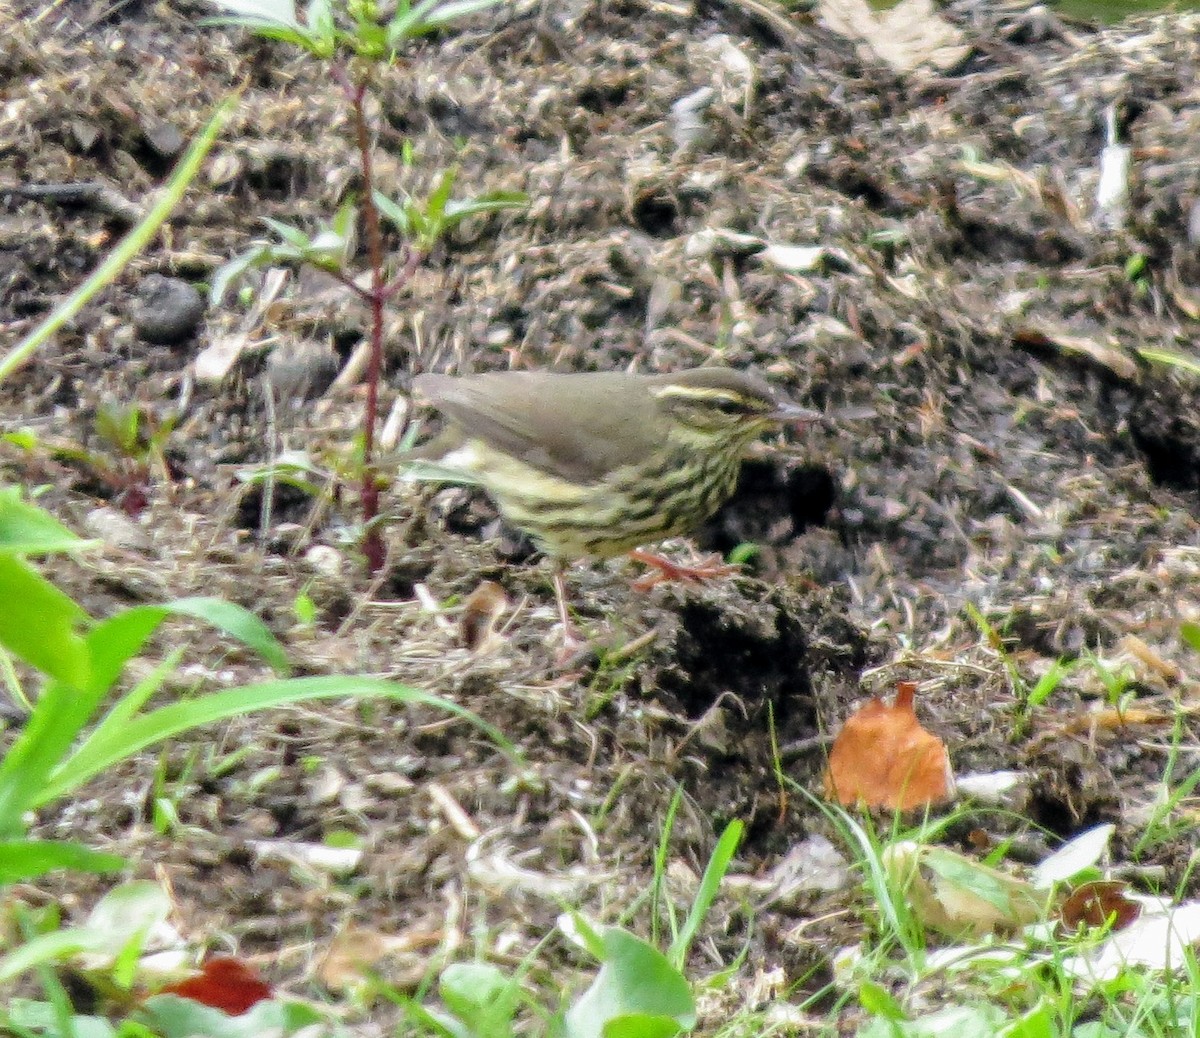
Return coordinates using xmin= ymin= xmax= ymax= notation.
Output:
xmin=551 ymin=567 xmax=590 ymax=666
xmin=628 ymin=548 xmax=741 ymax=591
xmin=553 ymin=626 xmax=590 ymax=668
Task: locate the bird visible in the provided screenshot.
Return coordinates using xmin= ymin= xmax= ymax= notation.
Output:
xmin=404 ymin=366 xmax=819 ymax=646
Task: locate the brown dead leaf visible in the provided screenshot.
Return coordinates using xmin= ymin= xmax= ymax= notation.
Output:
xmin=460 ymin=579 xmax=508 ymax=651
xmin=823 ymin=681 xmax=955 ymax=811
xmin=1060 ymin=880 xmax=1142 ymax=933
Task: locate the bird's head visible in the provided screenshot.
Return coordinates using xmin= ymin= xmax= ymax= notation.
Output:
xmin=650 ymin=368 xmax=818 ymax=449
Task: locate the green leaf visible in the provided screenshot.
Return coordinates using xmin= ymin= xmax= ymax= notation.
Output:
xmin=1182 ymin=621 xmax=1200 ymax=653
xmin=420 ymin=0 xmax=507 ymax=31
xmin=77 ymin=652 xmax=182 ymax=769
xmin=210 ymin=244 xmax=273 ymax=305
xmin=426 ymin=167 xmax=458 ymax=225
xmin=564 ymin=928 xmax=695 ymax=1038
xmin=668 ymin=820 xmax=741 ymax=970
xmin=0 ymin=553 xmax=89 ymax=686
xmin=0 ymin=882 xmax=168 ymax=983
xmin=0 ymin=609 xmax=164 ymax=836
xmin=857 ymin=1005 xmax=1009 ymax=1038
xmin=161 ymin=597 xmax=290 ymax=675
xmin=38 ymin=676 xmax=514 ymax=808
xmin=443 ymin=190 xmax=528 ymax=223
xmin=7 ymin=1000 xmax=120 ymax=1038
xmin=858 ymin=980 xmax=907 ymax=1020
xmin=0 ymin=840 xmax=125 ymax=883
xmin=386 ymin=0 xmax=443 ymax=44
xmin=374 ymin=188 xmax=425 ymax=240
xmin=439 ymin=962 xmax=517 ymax=1036
xmin=261 ymin=217 xmax=313 ymax=250
xmin=143 ymin=996 xmax=322 ymax=1038
xmin=305 ymin=0 xmax=335 ymax=41
xmin=86 ymin=607 xmax=169 ymax=693
xmin=0 ymin=488 xmax=91 ymax=555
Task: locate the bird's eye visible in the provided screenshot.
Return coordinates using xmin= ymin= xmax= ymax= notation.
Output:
xmin=712 ymin=398 xmax=744 ymax=415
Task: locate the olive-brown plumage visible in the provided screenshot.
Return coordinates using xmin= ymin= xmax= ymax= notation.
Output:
xmin=408 ymin=367 xmax=816 ymax=561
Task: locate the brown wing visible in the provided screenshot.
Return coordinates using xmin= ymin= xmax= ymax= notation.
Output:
xmin=414 ymin=371 xmax=663 ymax=484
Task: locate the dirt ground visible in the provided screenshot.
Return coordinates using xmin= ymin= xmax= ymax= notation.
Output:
xmin=4 ymin=0 xmax=1200 ymax=1031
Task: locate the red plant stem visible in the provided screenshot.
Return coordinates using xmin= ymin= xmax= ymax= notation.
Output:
xmin=344 ymin=70 xmax=428 ymax=573
xmin=349 ymin=76 xmax=387 ymax=571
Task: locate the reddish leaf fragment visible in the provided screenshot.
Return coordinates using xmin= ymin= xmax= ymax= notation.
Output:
xmin=822 ymin=681 xmax=955 ymax=811
xmin=460 ymin=579 xmax=508 ymax=651
xmin=1060 ymin=880 xmax=1142 ymax=933
xmin=162 ymin=956 xmax=272 ymax=1015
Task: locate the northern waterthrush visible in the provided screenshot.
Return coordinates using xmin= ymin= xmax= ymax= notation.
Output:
xmin=407 ymin=367 xmax=818 ymax=642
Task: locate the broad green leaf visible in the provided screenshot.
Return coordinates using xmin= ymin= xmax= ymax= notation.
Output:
xmin=86 ymin=607 xmax=168 ymax=692
xmin=605 ymin=1017 xmax=682 ymax=1038
xmin=7 ymin=1001 xmax=118 ymax=1038
xmin=0 ymin=840 xmax=125 ymax=883
xmin=440 ymin=962 xmax=517 ymax=1035
xmin=859 ymin=980 xmax=907 ymax=1021
xmin=1003 ymin=1001 xmax=1056 ymax=1038
xmin=144 ymin=994 xmax=322 ymax=1038
xmin=0 ymin=488 xmax=92 ymax=555
xmin=856 ymin=1004 xmax=1009 ymax=1038
xmin=0 ymin=882 xmax=168 ymax=983
xmin=0 ymin=553 xmax=89 ymax=686
xmin=87 ymin=881 xmax=172 ymax=949
xmin=564 ymin=928 xmax=695 ymax=1038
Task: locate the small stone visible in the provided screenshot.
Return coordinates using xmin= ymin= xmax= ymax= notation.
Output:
xmin=365 ymin=772 xmax=416 ymax=796
xmin=141 ymin=118 xmax=184 ymax=159
xmin=83 ymin=506 xmax=152 ymax=551
xmin=265 ymin=340 xmax=340 ymax=401
xmin=133 ymin=274 xmax=205 ymax=345
xmin=305 ymin=543 xmax=344 ymax=577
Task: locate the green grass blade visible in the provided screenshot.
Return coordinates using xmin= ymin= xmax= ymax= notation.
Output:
xmin=39 ymin=676 xmax=515 ymax=806
xmin=0 ymin=95 xmax=238 ymax=384
xmin=160 ymin=597 xmax=290 ymax=674
xmin=669 ymin=819 xmax=743 ymax=971
xmin=0 ymin=840 xmax=125 ymax=883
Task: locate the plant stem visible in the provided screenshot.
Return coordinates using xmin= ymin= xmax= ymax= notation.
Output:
xmin=349 ymin=74 xmax=388 ymax=571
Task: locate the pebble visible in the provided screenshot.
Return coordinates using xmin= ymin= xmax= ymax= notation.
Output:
xmin=132 ymin=274 xmax=205 ymax=345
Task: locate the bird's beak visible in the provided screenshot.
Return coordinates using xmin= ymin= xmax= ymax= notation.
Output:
xmin=769 ymin=400 xmax=822 ymax=425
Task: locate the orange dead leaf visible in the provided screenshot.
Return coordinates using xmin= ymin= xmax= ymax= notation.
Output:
xmin=460 ymin=579 xmax=508 ymax=651
xmin=161 ymin=956 xmax=272 ymax=1015
xmin=1059 ymin=880 xmax=1142 ymax=933
xmin=823 ymin=681 xmax=955 ymax=811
